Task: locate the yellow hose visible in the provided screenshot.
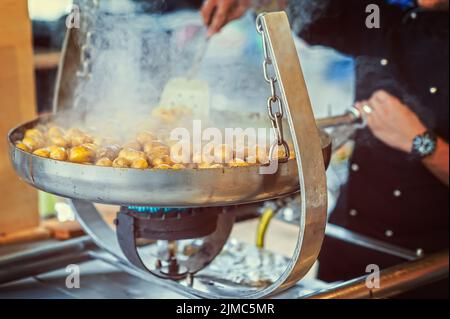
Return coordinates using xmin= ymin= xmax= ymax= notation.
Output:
xmin=256 ymin=207 xmax=275 ymax=249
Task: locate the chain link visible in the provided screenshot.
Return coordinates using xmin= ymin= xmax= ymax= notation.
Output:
xmin=256 ymin=13 xmax=290 ymax=163
xmin=74 ymin=0 xmax=99 ymax=108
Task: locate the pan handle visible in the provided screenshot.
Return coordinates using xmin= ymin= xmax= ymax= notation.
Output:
xmin=316 ymin=107 xmax=366 ymax=129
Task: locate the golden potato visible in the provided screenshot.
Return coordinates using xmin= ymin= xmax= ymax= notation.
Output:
xmin=49 ymin=135 xmax=69 ymax=148
xmin=130 ymin=158 xmax=149 ymax=169
xmin=65 ymin=128 xmax=93 ymax=146
xmin=49 ymin=146 xmax=68 ymax=161
xmin=143 ymin=141 xmax=166 ymax=154
xmin=71 ymin=134 xmax=93 ymax=147
xmin=118 ymin=148 xmax=146 ymax=162
xmin=22 ymin=137 xmax=45 ymax=151
xmin=96 ymin=157 xmax=113 ymax=167
xmin=151 ymin=155 xmax=173 ymax=167
xmin=198 ymin=163 xmax=223 ymax=169
xmin=276 ymin=146 xmax=291 ymax=160
xmin=96 ymin=145 xmax=120 ymax=161
xmin=33 ymin=148 xmax=50 ymax=158
xmin=171 ymin=163 xmax=186 ymax=170
xmin=16 ymin=142 xmax=30 ymax=152
xmin=229 ymin=158 xmax=249 ymax=168
xmin=149 ymin=145 xmax=170 ymax=158
xmin=25 ymin=129 xmax=44 ymax=140
xmin=69 ymin=146 xmax=96 ymax=163
xmin=112 ymin=157 xmax=130 ymax=168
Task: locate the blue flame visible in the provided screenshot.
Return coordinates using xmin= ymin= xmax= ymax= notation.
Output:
xmin=127 ymin=206 xmax=186 ymax=214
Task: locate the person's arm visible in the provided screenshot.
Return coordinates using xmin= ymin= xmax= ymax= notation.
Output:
xmin=356 ymin=90 xmax=449 ymax=186
xmin=423 ymin=138 xmax=449 ymax=185
xmin=201 ymin=0 xmax=404 ymax=58
xmin=201 ymin=0 xmax=286 ymax=36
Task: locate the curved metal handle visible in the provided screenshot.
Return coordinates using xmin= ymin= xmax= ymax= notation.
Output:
xmin=254 ymin=12 xmax=328 ymax=297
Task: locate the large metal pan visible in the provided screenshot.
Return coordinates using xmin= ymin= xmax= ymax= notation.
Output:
xmin=8 ymin=116 xmax=331 ymax=207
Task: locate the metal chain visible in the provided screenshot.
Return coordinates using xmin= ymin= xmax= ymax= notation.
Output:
xmin=256 ymin=13 xmax=290 ymax=163
xmin=73 ymin=0 xmax=99 ymax=109
xmin=76 ymin=0 xmax=99 ymax=79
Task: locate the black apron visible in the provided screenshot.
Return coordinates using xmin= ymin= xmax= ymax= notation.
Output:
xmin=298 ymin=0 xmax=449 ymax=297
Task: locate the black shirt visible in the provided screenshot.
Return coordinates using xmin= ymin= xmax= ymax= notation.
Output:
xmin=299 ymin=0 xmax=449 ymax=253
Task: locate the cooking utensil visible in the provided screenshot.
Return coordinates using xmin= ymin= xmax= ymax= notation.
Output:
xmin=160 ymin=24 xmax=210 ymax=119
xmin=8 ymin=115 xmax=331 ymax=207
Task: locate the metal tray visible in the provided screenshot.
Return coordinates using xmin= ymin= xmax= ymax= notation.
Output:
xmin=8 ymin=116 xmax=331 ymax=207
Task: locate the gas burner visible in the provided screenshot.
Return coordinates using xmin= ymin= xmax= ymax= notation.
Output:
xmin=115 ymin=206 xmax=230 ymax=280
xmin=117 ymin=206 xmax=220 ymax=241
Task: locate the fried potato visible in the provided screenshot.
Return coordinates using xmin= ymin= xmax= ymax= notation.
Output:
xmin=96 ymin=145 xmax=120 ymax=161
xmin=112 ymin=157 xmax=130 ymax=168
xmin=69 ymin=146 xmax=96 ymax=163
xmin=151 ymin=155 xmax=173 ymax=167
xmin=49 ymin=135 xmax=69 ymax=148
xmin=65 ymin=128 xmax=93 ymax=147
xmin=22 ymin=137 xmax=45 ymax=151
xmin=229 ymin=158 xmax=249 ymax=168
xmin=130 ymin=158 xmax=149 ymax=169
xmin=198 ymin=163 xmax=223 ymax=169
xmin=96 ymin=157 xmax=113 ymax=167
xmin=49 ymin=146 xmax=68 ymax=161
xmin=143 ymin=141 xmax=167 ymax=154
xmin=16 ymin=142 xmax=30 ymax=152
xmin=25 ymin=129 xmax=44 ymax=140
xmin=149 ymin=145 xmax=170 ymax=157
xmin=33 ymin=148 xmax=50 ymax=158
xmin=118 ymin=148 xmax=146 ymax=162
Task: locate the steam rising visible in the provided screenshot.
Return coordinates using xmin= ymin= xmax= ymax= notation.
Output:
xmin=287 ymin=0 xmax=331 ymax=34
xmin=61 ymin=0 xmax=270 ymax=144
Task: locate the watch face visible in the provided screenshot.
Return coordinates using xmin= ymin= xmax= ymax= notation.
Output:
xmin=413 ymin=135 xmax=436 ymax=157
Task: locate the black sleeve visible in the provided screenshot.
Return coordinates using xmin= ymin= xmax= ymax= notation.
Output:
xmin=297 ymin=0 xmax=405 ymax=57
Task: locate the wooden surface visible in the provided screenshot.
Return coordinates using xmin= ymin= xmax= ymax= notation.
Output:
xmin=0 ymin=0 xmax=39 ymax=237
xmin=42 ymin=219 xmax=85 ymax=240
xmin=0 ymin=227 xmax=50 ymax=245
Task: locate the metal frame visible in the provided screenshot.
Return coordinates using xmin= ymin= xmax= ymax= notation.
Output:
xmin=251 ymin=12 xmax=328 ymax=296
xmin=64 ymin=12 xmax=327 ymax=298
xmin=305 ymin=251 xmax=449 ymax=299
xmin=7 ymin=11 xmax=327 ymax=298
xmin=72 ymin=11 xmax=325 ymax=298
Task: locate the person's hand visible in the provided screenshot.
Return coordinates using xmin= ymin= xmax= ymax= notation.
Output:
xmin=355 ymin=90 xmax=427 ymax=153
xmin=201 ymin=0 xmax=251 ymax=37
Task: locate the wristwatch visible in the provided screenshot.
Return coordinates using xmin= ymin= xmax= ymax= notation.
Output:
xmin=411 ymin=130 xmax=438 ymax=160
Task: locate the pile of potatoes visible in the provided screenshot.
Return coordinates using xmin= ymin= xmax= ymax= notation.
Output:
xmin=15 ymin=124 xmax=294 ymax=170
